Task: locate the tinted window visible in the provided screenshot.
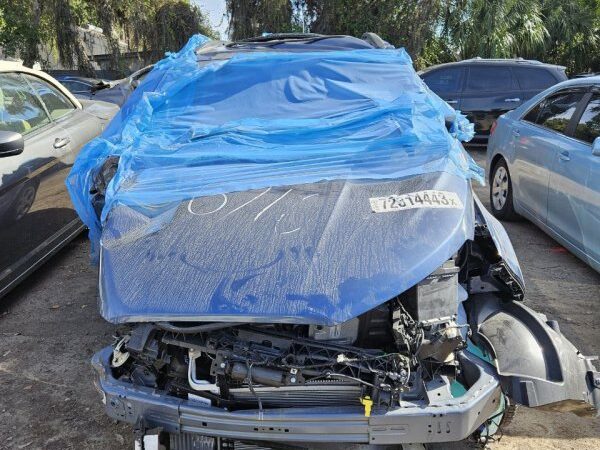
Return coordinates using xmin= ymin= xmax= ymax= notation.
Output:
xmin=422 ymin=68 xmax=462 ymax=93
xmin=62 ymin=80 xmax=91 ymax=94
xmin=534 ymin=90 xmax=584 ymax=134
xmin=574 ymin=94 xmax=600 ymax=144
xmin=0 ymin=73 xmax=50 ymax=135
xmin=23 ymin=74 xmax=75 ymax=120
xmin=513 ymin=67 xmax=558 ymax=90
xmin=466 ymin=66 xmax=513 ymax=91
xmin=523 ymin=101 xmax=542 ymax=123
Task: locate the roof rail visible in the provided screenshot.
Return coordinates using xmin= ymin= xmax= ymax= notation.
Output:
xmin=464 ymin=57 xmax=543 ymax=64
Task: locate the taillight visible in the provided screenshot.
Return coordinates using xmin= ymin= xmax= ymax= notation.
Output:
xmin=490 ymin=120 xmax=498 ymax=136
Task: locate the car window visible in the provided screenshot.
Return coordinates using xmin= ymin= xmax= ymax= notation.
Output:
xmin=422 ymin=67 xmax=462 ymax=93
xmin=63 ymin=80 xmax=91 ymax=94
xmin=0 ymin=72 xmax=51 ymax=135
xmin=513 ymin=67 xmax=558 ymax=90
xmin=531 ymin=90 xmax=585 ymax=134
xmin=522 ymin=101 xmax=542 ymax=123
xmin=22 ymin=74 xmax=75 ymax=120
xmin=574 ymin=93 xmax=600 ymax=144
xmin=465 ymin=66 xmax=513 ymax=92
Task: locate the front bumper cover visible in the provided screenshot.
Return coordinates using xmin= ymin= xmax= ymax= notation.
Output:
xmin=92 ymin=347 xmax=501 ymax=445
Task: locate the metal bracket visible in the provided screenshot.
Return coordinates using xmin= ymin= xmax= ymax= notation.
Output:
xmin=188 ymin=349 xmax=220 ymax=394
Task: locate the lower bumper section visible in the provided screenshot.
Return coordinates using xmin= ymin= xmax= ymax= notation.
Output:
xmin=92 ymin=348 xmax=501 ymax=445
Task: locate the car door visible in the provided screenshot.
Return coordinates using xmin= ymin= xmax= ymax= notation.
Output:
xmin=0 ymin=72 xmax=80 ymax=297
xmin=23 ymin=74 xmax=103 ymax=165
xmin=420 ymin=66 xmax=465 ymax=109
xmin=547 ymin=89 xmax=600 ymax=265
xmin=461 ymin=65 xmax=521 ymax=144
xmin=512 ymin=66 xmax=564 ymax=103
xmin=511 ymin=88 xmax=587 ymax=224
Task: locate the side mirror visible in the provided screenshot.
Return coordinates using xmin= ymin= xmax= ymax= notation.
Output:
xmin=592 ymin=137 xmax=600 ymax=157
xmin=0 ymin=131 xmax=24 ymax=157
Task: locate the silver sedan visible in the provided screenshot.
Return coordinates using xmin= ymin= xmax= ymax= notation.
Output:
xmin=487 ymin=76 xmax=600 ymax=272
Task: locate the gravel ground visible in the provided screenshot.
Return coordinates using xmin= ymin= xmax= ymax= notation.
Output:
xmin=0 ymin=148 xmax=599 ymax=449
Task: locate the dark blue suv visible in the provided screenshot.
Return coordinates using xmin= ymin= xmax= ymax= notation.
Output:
xmin=420 ymin=58 xmax=567 ymax=146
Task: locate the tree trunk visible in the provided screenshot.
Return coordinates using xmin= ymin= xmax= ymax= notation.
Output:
xmin=22 ymin=0 xmax=41 ymax=68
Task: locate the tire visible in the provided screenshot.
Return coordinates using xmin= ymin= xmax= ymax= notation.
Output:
xmin=489 ymin=158 xmax=519 ymax=221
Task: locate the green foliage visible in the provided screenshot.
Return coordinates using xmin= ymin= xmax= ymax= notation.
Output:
xmin=417 ymin=36 xmax=457 ymax=70
xmin=1 ymin=0 xmax=599 ymax=76
xmin=0 ymin=0 xmax=216 ymax=75
xmin=443 ymin=0 xmax=548 ymax=59
xmin=224 ymin=0 xmax=600 ymax=75
xmin=0 ymin=0 xmax=50 ymax=67
xmin=226 ymin=0 xmax=295 ymax=40
xmin=306 ymin=0 xmax=441 ymax=57
xmin=225 ymin=0 xmax=441 ymax=58
xmin=539 ymin=0 xmax=600 ymax=74
xmin=438 ymin=0 xmax=599 ymax=74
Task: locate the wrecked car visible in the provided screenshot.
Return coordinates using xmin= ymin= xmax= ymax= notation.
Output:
xmin=67 ymin=33 xmax=600 ymax=449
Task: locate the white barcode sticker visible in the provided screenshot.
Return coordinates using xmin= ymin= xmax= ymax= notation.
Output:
xmin=370 ymin=190 xmax=463 ymax=213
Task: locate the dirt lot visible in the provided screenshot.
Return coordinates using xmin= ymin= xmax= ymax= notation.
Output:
xmin=0 ymin=148 xmax=599 ymax=449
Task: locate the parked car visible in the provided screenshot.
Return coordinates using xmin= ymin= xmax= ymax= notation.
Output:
xmin=0 ymin=61 xmax=118 ymax=298
xmin=487 ymin=76 xmax=600 ymax=272
xmin=54 ymin=75 xmax=109 ymax=100
xmin=69 ymin=34 xmax=599 ymax=449
xmin=573 ymin=72 xmax=600 ymax=79
xmin=92 ymin=64 xmax=154 ymax=106
xmin=420 ymin=58 xmax=567 ymax=146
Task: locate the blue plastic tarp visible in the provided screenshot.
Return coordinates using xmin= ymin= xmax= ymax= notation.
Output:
xmin=67 ymin=35 xmax=484 ymax=324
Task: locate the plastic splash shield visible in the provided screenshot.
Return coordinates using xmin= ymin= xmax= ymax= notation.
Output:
xmin=67 ymin=35 xmax=483 ymax=324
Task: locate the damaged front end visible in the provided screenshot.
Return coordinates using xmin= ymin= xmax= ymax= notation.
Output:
xmin=70 ymin=34 xmax=599 ymax=449
xmin=94 ymin=263 xmax=500 ymax=447
xmin=92 ymin=200 xmax=599 ymax=448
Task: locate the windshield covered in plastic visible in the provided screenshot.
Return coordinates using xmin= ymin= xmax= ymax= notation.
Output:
xmin=68 ymin=34 xmax=480 ymax=250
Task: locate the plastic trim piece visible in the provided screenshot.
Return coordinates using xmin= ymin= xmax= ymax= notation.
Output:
xmin=467 ymin=293 xmax=600 ymax=417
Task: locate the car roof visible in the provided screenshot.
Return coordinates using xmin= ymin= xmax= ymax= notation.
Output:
xmin=546 ymin=75 xmax=600 ymax=89
xmin=56 ymin=75 xmax=102 ymax=84
xmin=0 ymin=60 xmax=82 ymax=108
xmin=195 ymin=33 xmax=379 ymax=60
xmin=420 ymin=58 xmax=565 ymax=74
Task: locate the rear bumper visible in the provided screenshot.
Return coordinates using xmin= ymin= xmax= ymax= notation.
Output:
xmin=92 ymin=347 xmax=502 ymax=445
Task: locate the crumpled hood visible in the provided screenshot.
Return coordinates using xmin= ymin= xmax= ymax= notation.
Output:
xmin=65 ymin=34 xmax=487 ymax=324
xmin=99 ymin=170 xmax=474 ymax=324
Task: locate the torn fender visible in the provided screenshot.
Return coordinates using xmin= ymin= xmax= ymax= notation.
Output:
xmin=467 ymin=293 xmax=600 ymax=417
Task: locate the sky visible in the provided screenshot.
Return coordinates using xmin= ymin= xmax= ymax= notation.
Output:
xmin=194 ymin=0 xmax=229 ymax=39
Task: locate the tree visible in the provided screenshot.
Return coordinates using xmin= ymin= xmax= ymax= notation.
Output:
xmin=0 ymin=0 xmax=48 ymax=67
xmin=226 ymin=0 xmax=295 ymax=41
xmin=441 ymin=0 xmax=547 ymax=60
xmin=539 ymin=0 xmax=600 ymax=74
xmin=54 ymin=0 xmax=96 ymax=76
xmin=0 ymin=0 xmax=216 ymax=76
xmin=303 ymin=0 xmax=441 ymax=58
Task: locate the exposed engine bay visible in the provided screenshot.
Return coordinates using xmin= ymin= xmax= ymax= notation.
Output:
xmin=93 ymin=213 xmax=600 ymax=450
xmin=110 ymin=256 xmax=476 ymax=414
xmin=97 ymin=206 xmax=599 ymax=450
